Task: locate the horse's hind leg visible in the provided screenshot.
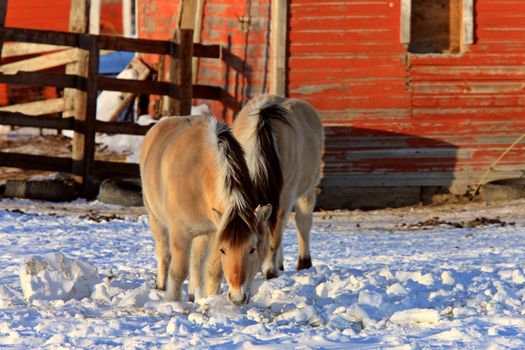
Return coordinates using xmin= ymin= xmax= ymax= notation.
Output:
xmin=189 ymin=234 xmax=209 ymax=302
xmin=295 ymin=189 xmax=316 ymax=270
xmin=149 ymin=213 xmax=170 ymax=290
xmin=165 ymin=225 xmax=191 ymax=301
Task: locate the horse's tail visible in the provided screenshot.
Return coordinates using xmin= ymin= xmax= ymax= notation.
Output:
xmin=246 ymin=97 xmax=291 ymax=232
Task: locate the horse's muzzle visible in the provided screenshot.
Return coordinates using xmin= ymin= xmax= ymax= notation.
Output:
xmin=228 ymin=290 xmax=250 ymax=306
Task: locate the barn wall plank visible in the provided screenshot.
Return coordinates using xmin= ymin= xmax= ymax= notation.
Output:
xmin=288 ymin=0 xmax=525 ymax=191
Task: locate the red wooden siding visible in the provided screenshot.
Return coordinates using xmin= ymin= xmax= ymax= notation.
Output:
xmin=5 ymin=0 xmax=123 ymax=33
xmin=5 ymin=0 xmax=70 ymax=31
xmin=198 ymin=0 xmax=270 ymax=123
xmin=100 ymin=0 xmax=123 ymax=35
xmin=408 ymin=0 xmax=525 ymax=192
xmin=288 ymin=0 xmax=525 ymax=192
xmin=137 ymin=0 xmax=271 ymax=122
xmin=1 ymin=1 xmax=124 ymax=106
xmin=136 ymin=0 xmax=525 ymax=193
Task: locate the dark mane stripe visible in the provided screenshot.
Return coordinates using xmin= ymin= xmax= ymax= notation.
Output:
xmin=253 ymin=101 xmax=291 ymax=232
xmin=215 ymin=121 xmax=258 ymax=247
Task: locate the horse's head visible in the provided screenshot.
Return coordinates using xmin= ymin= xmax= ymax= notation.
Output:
xmin=214 ymin=204 xmax=272 ymax=305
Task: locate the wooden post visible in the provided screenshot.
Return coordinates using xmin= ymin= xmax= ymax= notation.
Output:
xmin=177 ymin=0 xmax=205 ymax=85
xmin=65 ymin=0 xmax=89 ymax=180
xmin=178 ymin=0 xmax=198 ymax=29
xmin=167 ymin=29 xmax=193 ymax=116
xmin=400 ymin=0 xmax=412 ymax=45
xmin=0 ymin=0 xmax=8 ymax=61
xmin=192 ymin=0 xmax=205 ymax=84
xmin=89 ymin=0 xmax=101 ymax=35
xmin=162 ymin=0 xmax=198 ymax=116
xmin=450 ymin=0 xmax=463 ymax=53
xmin=122 ymin=0 xmax=133 ymax=37
xmin=269 ymin=0 xmax=287 ymax=96
xmin=81 ymin=35 xmax=100 ymax=196
xmin=463 ymin=0 xmax=474 ymax=45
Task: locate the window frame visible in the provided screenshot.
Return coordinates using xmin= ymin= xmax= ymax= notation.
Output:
xmin=400 ymin=0 xmax=474 ymax=54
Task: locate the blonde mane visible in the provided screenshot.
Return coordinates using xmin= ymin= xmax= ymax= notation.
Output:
xmin=209 ymin=118 xmax=259 ymax=247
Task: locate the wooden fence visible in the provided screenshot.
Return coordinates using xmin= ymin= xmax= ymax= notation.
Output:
xmin=0 ymin=10 xmax=222 ymax=195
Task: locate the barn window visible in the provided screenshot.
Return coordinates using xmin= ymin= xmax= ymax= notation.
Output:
xmin=400 ymin=0 xmax=474 ymax=54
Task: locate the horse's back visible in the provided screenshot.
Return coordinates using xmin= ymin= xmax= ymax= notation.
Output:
xmin=274 ymin=97 xmax=324 ymax=198
xmin=140 ymin=115 xmax=217 ymax=229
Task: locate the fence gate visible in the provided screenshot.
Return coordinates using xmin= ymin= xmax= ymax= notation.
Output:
xmin=0 ymin=0 xmax=222 ymax=196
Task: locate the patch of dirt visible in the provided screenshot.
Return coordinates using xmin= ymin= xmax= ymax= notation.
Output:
xmin=397 ymin=216 xmax=515 ymax=230
xmin=79 ymin=211 xmax=126 ymax=222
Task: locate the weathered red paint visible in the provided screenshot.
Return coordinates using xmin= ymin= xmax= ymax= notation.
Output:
xmin=5 ymin=0 xmax=123 ymax=33
xmin=1 ymin=0 xmax=124 ymax=107
xmin=5 ymin=0 xmax=70 ymax=31
xmin=288 ymin=0 xmax=525 ymax=191
xmin=137 ymin=0 xmax=271 ymax=122
xmin=136 ymin=0 xmax=525 ymax=192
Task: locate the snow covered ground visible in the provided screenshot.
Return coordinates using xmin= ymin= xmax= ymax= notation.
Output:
xmin=2 ymin=198 xmax=525 ymax=349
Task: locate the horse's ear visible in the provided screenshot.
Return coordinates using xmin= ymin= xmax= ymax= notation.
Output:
xmin=255 ymin=204 xmax=272 ymax=222
xmin=212 ymin=208 xmax=223 ymax=223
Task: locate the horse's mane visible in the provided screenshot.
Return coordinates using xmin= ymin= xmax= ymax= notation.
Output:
xmin=213 ymin=119 xmax=258 ymax=248
xmin=243 ymin=97 xmax=291 ymax=232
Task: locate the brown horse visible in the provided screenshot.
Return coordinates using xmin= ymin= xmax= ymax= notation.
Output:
xmin=140 ymin=115 xmax=271 ymax=304
xmin=233 ymin=95 xmax=324 ymax=279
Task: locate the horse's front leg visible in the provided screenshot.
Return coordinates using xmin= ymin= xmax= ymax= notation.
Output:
xmin=203 ymin=236 xmax=223 ymax=297
xmin=165 ymin=226 xmax=191 ymax=301
xmin=188 ymin=234 xmax=209 ymax=302
xmin=263 ymin=208 xmax=290 ymax=279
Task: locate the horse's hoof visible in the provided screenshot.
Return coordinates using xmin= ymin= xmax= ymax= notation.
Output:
xmin=188 ymin=294 xmax=195 ymax=303
xmin=297 ymin=256 xmax=312 ymax=270
xmin=265 ymin=270 xmax=278 ymax=280
xmin=279 ymin=264 xmax=284 ymax=271
xmin=156 ymin=283 xmax=166 ymax=291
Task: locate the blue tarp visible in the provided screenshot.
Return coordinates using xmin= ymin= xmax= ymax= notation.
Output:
xmin=99 ymin=51 xmax=135 ymax=75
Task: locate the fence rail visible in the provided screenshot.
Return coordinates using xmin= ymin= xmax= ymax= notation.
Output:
xmin=0 ymin=11 xmax=223 ymax=195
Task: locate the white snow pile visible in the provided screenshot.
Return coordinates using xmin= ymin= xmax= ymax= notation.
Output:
xmin=19 ymin=251 xmax=99 ymax=303
xmin=2 ymin=199 xmax=525 ymax=348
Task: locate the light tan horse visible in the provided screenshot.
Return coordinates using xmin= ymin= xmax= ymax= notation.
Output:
xmin=140 ymin=115 xmax=272 ymax=304
xmin=232 ymin=95 xmax=324 ymax=279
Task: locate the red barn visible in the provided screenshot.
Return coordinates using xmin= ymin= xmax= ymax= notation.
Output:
xmin=134 ymin=1 xmax=525 ymax=207
xmin=1 ymin=0 xmax=128 ymax=109
xmin=5 ymin=0 xmax=125 ymax=33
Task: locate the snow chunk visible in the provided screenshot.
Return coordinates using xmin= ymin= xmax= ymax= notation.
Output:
xmin=0 ymin=285 xmax=20 ymax=307
xmin=45 ymin=334 xmax=70 ymax=346
xmin=395 ymin=271 xmax=435 ymax=286
xmin=167 ymin=317 xmax=193 ymax=335
xmin=277 ymin=305 xmax=325 ymax=326
xmin=344 ymin=304 xmax=380 ymax=328
xmin=0 ymin=322 xmax=22 ymax=345
xmin=117 ymin=284 xmax=152 ymax=307
xmin=426 ymin=328 xmax=470 ymax=342
xmin=441 ymin=271 xmax=455 ymax=285
xmin=390 ymin=308 xmax=440 ymax=325
xmin=358 ymin=290 xmax=385 ymax=309
xmin=386 ymin=283 xmax=408 ymax=297
xmin=19 ymin=252 xmax=99 ymax=302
